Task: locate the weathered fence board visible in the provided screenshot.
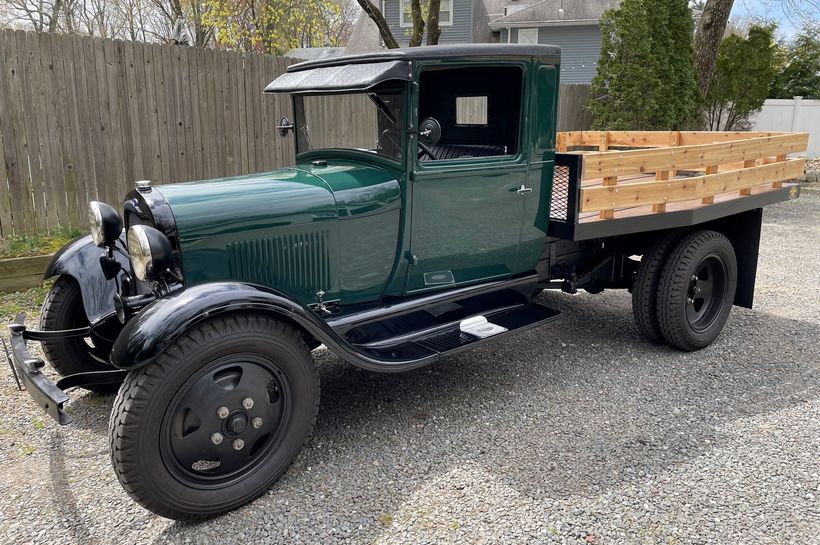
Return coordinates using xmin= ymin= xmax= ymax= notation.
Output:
xmin=0 ymin=29 xmax=593 ymax=237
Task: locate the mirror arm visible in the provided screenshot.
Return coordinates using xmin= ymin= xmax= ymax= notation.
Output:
xmin=276 ymin=116 xmax=295 ymax=137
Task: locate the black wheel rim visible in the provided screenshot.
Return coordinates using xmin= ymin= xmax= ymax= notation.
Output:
xmin=160 ymin=354 xmax=290 ymax=488
xmin=685 ymin=254 xmax=728 ymax=332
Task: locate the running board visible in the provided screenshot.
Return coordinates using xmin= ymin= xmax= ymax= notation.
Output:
xmin=353 ymin=303 xmax=560 ymax=363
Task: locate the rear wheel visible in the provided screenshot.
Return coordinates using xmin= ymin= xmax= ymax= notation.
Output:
xmin=632 ymin=232 xmax=686 ymax=343
xmin=656 ymin=231 xmax=737 ymax=351
xmin=40 ymin=275 xmax=118 ymax=393
xmin=109 ymin=313 xmax=319 ymax=521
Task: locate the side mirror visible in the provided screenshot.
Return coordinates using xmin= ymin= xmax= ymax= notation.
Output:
xmin=276 ymin=116 xmax=294 ymax=137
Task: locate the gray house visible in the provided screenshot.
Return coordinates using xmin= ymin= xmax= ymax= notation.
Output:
xmin=373 ymin=0 xmax=619 ymax=83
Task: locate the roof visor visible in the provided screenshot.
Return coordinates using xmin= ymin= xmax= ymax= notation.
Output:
xmin=265 ymin=60 xmax=412 ymax=94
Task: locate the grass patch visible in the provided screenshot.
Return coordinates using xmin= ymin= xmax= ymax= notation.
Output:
xmin=0 ymin=226 xmax=85 ymax=259
xmin=0 ymin=282 xmax=51 ymax=322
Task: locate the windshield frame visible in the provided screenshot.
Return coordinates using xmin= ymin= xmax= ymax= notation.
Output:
xmin=292 ymin=84 xmax=408 ymax=166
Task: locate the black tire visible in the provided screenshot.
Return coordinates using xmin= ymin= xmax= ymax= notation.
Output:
xmin=632 ymin=232 xmax=686 ymax=343
xmin=40 ymin=275 xmax=117 ymax=393
xmin=109 ymin=313 xmax=319 ymax=521
xmin=657 ymin=231 xmax=737 ymax=351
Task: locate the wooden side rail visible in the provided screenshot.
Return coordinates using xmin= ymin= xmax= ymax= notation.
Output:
xmin=558 ymin=130 xmax=784 ymax=150
xmin=579 ymin=133 xmax=809 ymax=180
xmin=580 ymin=158 xmax=806 ymax=214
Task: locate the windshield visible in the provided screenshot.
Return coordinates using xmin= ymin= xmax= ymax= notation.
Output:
xmin=293 ymin=88 xmax=404 ymax=162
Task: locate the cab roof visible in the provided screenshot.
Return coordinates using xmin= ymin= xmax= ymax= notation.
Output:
xmin=286 ymin=44 xmax=561 ymax=73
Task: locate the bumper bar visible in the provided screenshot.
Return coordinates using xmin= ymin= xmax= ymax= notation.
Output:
xmin=6 ymin=315 xmax=72 ymax=424
xmin=4 ymin=313 xmax=128 ymax=425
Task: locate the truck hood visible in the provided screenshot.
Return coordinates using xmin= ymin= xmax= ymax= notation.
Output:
xmin=156 ymin=160 xmax=400 ymax=242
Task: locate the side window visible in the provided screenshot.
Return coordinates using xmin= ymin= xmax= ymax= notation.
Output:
xmin=417 ymin=66 xmax=523 ymax=162
xmin=456 ymin=96 xmax=488 ymax=126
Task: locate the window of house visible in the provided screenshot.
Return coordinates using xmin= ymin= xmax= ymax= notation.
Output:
xmin=517 ymin=28 xmax=539 ymax=44
xmin=401 ymin=0 xmax=453 ymax=28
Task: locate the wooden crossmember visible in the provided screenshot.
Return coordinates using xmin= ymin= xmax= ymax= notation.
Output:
xmin=653 ymin=170 xmax=670 ymax=212
xmin=600 ymin=175 xmax=618 ymax=219
xmin=701 ymin=166 xmax=718 ymax=204
xmin=740 ymin=159 xmax=757 ymax=195
xmin=772 ymin=154 xmax=787 ymax=188
xmin=599 ymin=131 xmax=610 ymax=152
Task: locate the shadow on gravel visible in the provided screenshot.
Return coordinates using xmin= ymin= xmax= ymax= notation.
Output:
xmin=48 ymin=290 xmax=817 ymax=542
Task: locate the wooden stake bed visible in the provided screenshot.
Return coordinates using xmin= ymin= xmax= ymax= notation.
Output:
xmin=549 ymin=131 xmax=808 ymax=239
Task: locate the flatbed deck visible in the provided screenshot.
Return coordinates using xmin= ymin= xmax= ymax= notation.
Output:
xmin=548 ymin=131 xmax=808 ymax=240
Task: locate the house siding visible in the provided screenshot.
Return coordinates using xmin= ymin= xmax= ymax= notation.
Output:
xmin=383 ymin=0 xmax=474 ymax=46
xmin=502 ymin=25 xmax=601 ymax=83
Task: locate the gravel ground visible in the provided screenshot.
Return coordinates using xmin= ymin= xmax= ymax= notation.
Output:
xmin=1 ymin=189 xmax=818 ymax=545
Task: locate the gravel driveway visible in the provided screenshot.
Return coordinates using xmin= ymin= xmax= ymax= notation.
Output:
xmin=2 ymin=188 xmax=818 ymax=545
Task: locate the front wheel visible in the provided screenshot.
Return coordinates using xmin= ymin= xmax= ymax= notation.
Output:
xmin=109 ymin=314 xmax=319 ymax=521
xmin=656 ymin=231 xmax=737 ymax=351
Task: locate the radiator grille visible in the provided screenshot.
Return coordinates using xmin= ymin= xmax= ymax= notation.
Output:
xmin=227 ymin=230 xmax=331 ymax=295
xmin=550 ymin=165 xmax=570 ymax=221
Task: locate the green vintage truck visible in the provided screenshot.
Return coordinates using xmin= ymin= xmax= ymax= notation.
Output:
xmin=5 ymin=45 xmax=807 ymax=520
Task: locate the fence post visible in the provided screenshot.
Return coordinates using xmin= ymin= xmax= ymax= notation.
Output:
xmin=791 ymin=96 xmax=802 ymax=132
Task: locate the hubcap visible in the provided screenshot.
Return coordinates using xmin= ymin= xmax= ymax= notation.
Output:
xmin=685 ymin=254 xmax=727 ymax=332
xmin=161 ymin=355 xmax=290 ymax=486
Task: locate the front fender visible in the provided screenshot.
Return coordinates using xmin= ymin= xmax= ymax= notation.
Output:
xmin=109 ymin=282 xmax=439 ymax=372
xmin=44 ymin=234 xmax=131 ymax=323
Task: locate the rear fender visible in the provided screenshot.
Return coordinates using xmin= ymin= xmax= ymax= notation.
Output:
xmin=109 ymin=282 xmax=439 ymax=373
xmin=44 ymin=234 xmax=131 ymax=323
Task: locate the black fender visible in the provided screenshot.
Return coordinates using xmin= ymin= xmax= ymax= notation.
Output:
xmin=44 ymin=234 xmax=131 ymax=323
xmin=109 ymin=282 xmax=438 ymax=373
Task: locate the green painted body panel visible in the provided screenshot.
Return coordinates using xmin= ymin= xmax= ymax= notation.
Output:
xmin=158 ymin=159 xmax=401 ymax=305
xmin=150 ymin=54 xmax=559 ymax=311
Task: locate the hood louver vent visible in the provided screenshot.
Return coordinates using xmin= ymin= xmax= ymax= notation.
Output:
xmin=227 ymin=230 xmax=332 ymax=297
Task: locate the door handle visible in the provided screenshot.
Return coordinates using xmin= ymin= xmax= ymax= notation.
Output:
xmin=516 ymin=185 xmax=532 ymax=195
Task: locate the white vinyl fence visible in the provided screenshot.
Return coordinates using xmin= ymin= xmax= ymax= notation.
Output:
xmin=749 ymin=97 xmax=820 ymax=157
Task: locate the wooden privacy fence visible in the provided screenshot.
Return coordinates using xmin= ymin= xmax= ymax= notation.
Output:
xmin=0 ymin=29 xmax=298 ymax=237
xmin=0 ymin=28 xmax=595 ymax=237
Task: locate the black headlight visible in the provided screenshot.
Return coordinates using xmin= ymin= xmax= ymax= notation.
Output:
xmin=88 ymin=201 xmax=122 ymax=247
xmin=127 ymin=225 xmax=172 ymax=281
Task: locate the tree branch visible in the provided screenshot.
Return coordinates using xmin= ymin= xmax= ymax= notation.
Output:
xmin=354 ymin=0 xmax=399 ymax=49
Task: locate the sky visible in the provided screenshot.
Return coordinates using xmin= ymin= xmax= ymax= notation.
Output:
xmin=729 ymin=0 xmax=819 ymax=38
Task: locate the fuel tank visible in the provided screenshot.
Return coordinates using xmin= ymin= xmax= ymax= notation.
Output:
xmin=156 ymin=158 xmax=401 ymax=306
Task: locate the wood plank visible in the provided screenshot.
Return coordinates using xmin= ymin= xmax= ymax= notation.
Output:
xmin=201 ymin=48 xmax=217 ymax=177
xmin=701 ymin=165 xmax=718 ymax=204
xmin=0 ymin=31 xmax=26 ymax=235
xmin=580 ymin=159 xmax=806 ymax=212
xmin=652 ymin=170 xmax=670 ymax=212
xmin=56 ymin=35 xmax=88 ymax=228
xmin=0 ymin=254 xmax=52 ymax=293
xmin=581 ymin=133 xmax=809 ymax=180
xmin=739 ymin=159 xmax=756 ymax=195
xmin=176 ymin=45 xmax=194 ymax=181
xmin=143 ymin=44 xmax=163 ymax=182
xmin=187 ymin=47 xmax=204 ymax=180
xmin=47 ymin=34 xmax=80 ymax=229
xmin=105 ymin=38 xmax=128 ymax=201
xmin=122 ymin=40 xmax=143 ymax=184
xmin=153 ymin=44 xmax=172 ymax=184
xmin=77 ymin=35 xmax=103 ymax=202
xmin=22 ymin=32 xmax=53 ymax=232
xmin=772 ymin=154 xmax=787 ymax=188
xmin=236 ymin=53 xmax=249 ymax=174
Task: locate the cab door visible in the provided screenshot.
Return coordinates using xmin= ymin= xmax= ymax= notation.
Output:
xmin=403 ymin=63 xmax=531 ymax=295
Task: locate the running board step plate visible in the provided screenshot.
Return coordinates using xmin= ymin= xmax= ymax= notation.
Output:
xmin=356 ymin=303 xmax=560 ymax=362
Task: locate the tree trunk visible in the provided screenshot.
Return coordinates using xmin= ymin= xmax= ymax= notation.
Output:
xmin=409 ymin=0 xmax=425 ymax=47
xmin=355 ymin=0 xmax=400 ymax=49
xmin=694 ymin=0 xmax=734 ymax=97
xmin=426 ymin=0 xmax=441 ymax=45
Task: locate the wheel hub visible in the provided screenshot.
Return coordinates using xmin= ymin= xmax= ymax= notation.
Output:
xmin=685 ymin=254 xmax=727 ymax=331
xmin=161 ymin=355 xmax=289 ymax=484
xmin=225 ymin=411 xmax=248 ymax=435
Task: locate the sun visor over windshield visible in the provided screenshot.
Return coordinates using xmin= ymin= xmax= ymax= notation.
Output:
xmin=264 ymin=61 xmax=412 ymax=94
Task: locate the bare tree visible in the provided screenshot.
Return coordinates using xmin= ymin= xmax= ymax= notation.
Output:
xmin=694 ymin=0 xmax=734 ymax=97
xmin=354 ymin=0 xmax=399 ymax=48
xmin=408 ymin=0 xmax=424 ymax=47
xmin=425 ymin=0 xmax=440 ymax=45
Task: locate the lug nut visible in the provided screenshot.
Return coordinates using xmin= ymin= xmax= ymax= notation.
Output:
xmin=211 ymin=432 xmax=224 ymax=445
xmin=687 ymin=297 xmax=694 ymax=304
xmin=217 ymin=406 xmax=229 ymax=419
xmin=232 ymin=439 xmax=245 ymax=450
xmin=251 ymin=417 xmax=263 ymax=429
xmin=242 ymin=397 xmax=254 ymax=410
xmin=691 ymin=275 xmax=698 ymax=282
xmin=695 ymin=287 xmax=701 ymax=294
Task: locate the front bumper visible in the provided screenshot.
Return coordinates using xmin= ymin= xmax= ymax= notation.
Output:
xmin=4 ymin=313 xmax=126 ymax=425
xmin=5 ymin=315 xmax=73 ymax=424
